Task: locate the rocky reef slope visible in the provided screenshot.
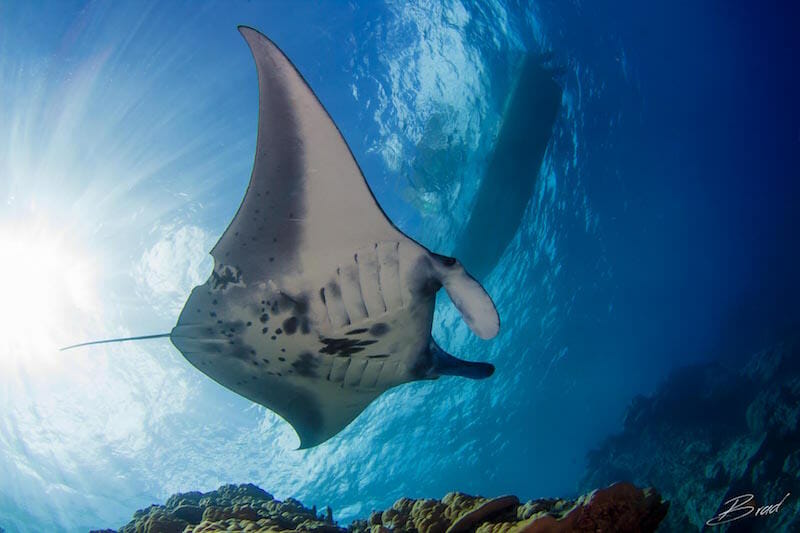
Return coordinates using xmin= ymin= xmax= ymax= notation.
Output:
xmin=96 ymin=481 xmax=667 ymax=532
xmin=582 ymin=337 xmax=800 ymax=531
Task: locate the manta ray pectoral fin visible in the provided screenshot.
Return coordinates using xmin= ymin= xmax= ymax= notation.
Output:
xmin=220 ymin=26 xmax=403 ymax=280
xmin=430 ymin=253 xmax=500 ymax=339
xmin=429 ymin=340 xmax=494 ymax=379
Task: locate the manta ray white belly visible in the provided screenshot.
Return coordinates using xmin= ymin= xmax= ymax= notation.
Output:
xmin=172 ymin=240 xmax=441 ymax=447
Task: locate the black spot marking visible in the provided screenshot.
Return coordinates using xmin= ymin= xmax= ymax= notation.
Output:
xmin=261 ymin=358 xmax=270 ymax=364
xmin=275 ymin=328 xmax=283 ymax=335
xmin=283 ymin=316 xmax=298 ymax=335
xmin=357 ymin=339 xmax=378 ymax=346
xmin=367 ymin=354 xmax=390 ymax=359
xmin=260 ymin=313 xmax=269 ymax=323
xmin=246 ymin=321 xmax=252 ymax=327
xmin=278 ymin=356 xmax=286 ymax=362
xmin=209 ymin=312 xmax=217 ymax=318
xmin=347 ymin=328 xmax=368 ymax=335
xmin=271 ymin=335 xmax=277 ymax=340
xmin=262 ymin=327 xmax=268 ymax=334
xmin=370 ymin=323 xmax=390 ymax=336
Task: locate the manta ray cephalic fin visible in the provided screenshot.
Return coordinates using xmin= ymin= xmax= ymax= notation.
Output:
xmin=429 ymin=253 xmax=500 ymax=340
xmin=429 ymin=339 xmax=495 ymax=379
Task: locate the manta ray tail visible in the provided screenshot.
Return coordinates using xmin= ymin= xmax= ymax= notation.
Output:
xmin=59 ymin=333 xmax=171 ymax=351
xmin=430 ymin=340 xmax=494 ymax=379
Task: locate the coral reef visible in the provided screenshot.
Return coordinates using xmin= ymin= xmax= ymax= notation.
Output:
xmin=351 ymin=482 xmax=666 ymax=533
xmin=99 ymin=481 xmax=667 ymax=532
xmin=582 ymin=337 xmax=800 ymax=531
xmin=107 ymin=484 xmax=338 ymax=533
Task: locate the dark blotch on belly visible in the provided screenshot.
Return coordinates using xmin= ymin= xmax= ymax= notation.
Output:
xmin=370 ymin=323 xmax=389 ymax=336
xmin=320 ymin=336 xmax=367 ymax=357
xmin=291 ymin=352 xmax=319 ymax=378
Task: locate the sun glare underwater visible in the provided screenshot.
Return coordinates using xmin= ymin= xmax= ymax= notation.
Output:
xmin=0 ymin=1 xmax=798 ymax=532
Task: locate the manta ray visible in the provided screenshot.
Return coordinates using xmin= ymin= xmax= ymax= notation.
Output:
xmin=64 ymin=26 xmax=500 ymax=448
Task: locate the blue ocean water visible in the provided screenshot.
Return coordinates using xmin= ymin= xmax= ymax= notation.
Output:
xmin=0 ymin=1 xmax=797 ymax=531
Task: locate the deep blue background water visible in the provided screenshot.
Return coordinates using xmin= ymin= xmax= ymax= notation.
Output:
xmin=0 ymin=1 xmax=797 ymax=531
